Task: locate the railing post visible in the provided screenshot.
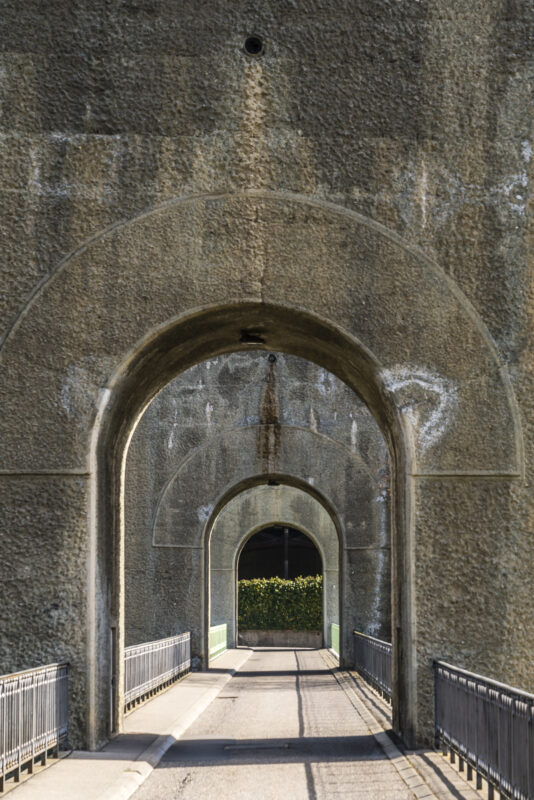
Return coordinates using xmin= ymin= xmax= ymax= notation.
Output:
xmin=15 ymin=676 xmax=21 ymax=782
xmin=352 ymin=631 xmax=392 ymax=703
xmin=434 ymin=661 xmax=440 ymax=750
xmin=1 ymin=677 xmax=5 ymax=792
xmin=29 ymin=674 xmax=35 ymax=774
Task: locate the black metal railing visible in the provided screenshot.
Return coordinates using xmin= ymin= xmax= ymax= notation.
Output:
xmin=0 ymin=662 xmax=69 ymax=791
xmin=353 ymin=630 xmax=392 ymax=702
xmin=435 ymin=660 xmax=534 ymax=800
xmin=124 ymin=632 xmax=191 ymax=710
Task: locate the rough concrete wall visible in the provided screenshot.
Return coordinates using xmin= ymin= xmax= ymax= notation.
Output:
xmin=0 ymin=1 xmax=532 ymax=748
xmin=0 ymin=477 xmax=89 ymax=739
xmin=0 ymin=0 xmax=531 ymax=360
xmin=124 ymin=351 xmax=390 ymax=658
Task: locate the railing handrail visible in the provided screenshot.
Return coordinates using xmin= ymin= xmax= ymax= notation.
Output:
xmin=0 ymin=660 xmax=69 ymax=791
xmin=353 ymin=630 xmax=392 ymax=649
xmin=0 ymin=661 xmax=69 ymax=682
xmin=435 ymin=659 xmax=534 ymax=800
xmin=435 ymin=659 xmax=534 ymax=703
xmin=124 ymin=632 xmax=191 ymax=709
xmin=124 ymin=632 xmax=190 ymax=654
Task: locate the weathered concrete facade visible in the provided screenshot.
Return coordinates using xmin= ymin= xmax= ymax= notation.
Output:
xmin=0 ymin=1 xmax=532 ymax=750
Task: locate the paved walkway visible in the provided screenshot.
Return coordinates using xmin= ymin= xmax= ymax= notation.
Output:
xmin=132 ymin=649 xmax=478 ymax=800
xmin=9 ymin=648 xmax=482 ymax=800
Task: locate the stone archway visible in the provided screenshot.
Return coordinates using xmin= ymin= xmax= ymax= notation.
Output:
xmin=153 ymin=426 xmax=381 ymax=549
xmin=123 ymin=349 xmax=388 ymax=666
xmin=207 ymin=483 xmax=339 ymax=658
xmin=152 ymin=425 xmax=387 ymax=668
xmin=0 ymin=191 xmax=521 ymax=748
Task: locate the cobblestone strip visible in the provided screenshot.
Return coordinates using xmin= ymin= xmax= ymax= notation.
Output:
xmin=295 ymin=649 xmax=416 ymax=800
xmin=408 ymin=752 xmax=481 ymax=800
xmin=343 ymin=672 xmax=484 ymax=799
xmin=321 ymin=651 xmax=483 ymax=800
xmin=319 ymin=650 xmax=438 ymax=800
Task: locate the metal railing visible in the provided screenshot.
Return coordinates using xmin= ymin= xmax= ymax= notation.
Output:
xmin=209 ymin=624 xmax=228 ymax=660
xmin=330 ymin=623 xmax=340 ymax=657
xmin=0 ymin=662 xmax=69 ymax=791
xmin=435 ymin=661 xmax=534 ymax=800
xmin=353 ymin=630 xmax=392 ymax=702
xmin=124 ymin=632 xmax=191 ymax=709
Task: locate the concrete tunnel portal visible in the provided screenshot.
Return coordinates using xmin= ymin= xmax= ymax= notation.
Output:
xmin=124 ymin=350 xmax=391 ymax=684
xmin=0 ymin=5 xmax=530 ymax=773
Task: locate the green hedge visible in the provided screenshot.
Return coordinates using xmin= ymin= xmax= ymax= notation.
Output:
xmin=238 ymin=575 xmax=322 ymax=631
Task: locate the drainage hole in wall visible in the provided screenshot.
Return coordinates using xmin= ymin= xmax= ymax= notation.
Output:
xmin=244 ymin=35 xmax=264 ymax=57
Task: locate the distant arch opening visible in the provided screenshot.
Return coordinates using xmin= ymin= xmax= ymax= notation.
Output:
xmin=127 ymin=347 xmax=388 ymax=676
xmin=238 ymin=525 xmax=322 ymax=580
xmin=207 ymin=482 xmax=341 ymax=659
xmin=236 ymin=523 xmax=324 ymax=649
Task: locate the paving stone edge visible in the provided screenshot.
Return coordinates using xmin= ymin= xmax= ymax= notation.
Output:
xmin=95 ymin=649 xmax=253 ymax=800
xmin=320 ymin=650 xmax=438 ymax=800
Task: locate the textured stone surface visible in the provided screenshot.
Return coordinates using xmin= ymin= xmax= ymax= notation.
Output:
xmin=153 ymin=427 xmax=382 ymax=547
xmin=0 ymin=1 xmax=531 ymax=366
xmin=126 ymin=547 xmax=203 ymax=655
xmin=0 ymin=476 xmax=89 ymax=745
xmin=0 ymin=0 xmax=531 ymax=750
xmin=413 ymin=476 xmax=532 ymax=740
xmin=0 ymin=194 xmax=520 ymax=475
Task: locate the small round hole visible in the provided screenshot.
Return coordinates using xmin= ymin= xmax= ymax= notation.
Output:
xmin=244 ymin=35 xmax=264 ymax=57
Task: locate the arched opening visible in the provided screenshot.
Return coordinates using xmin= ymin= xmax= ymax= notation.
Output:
xmin=1 ymin=190 xmax=520 ymax=754
xmin=205 ymin=480 xmax=343 ymax=660
xmin=101 ymin=307 xmax=404 ymax=752
xmin=0 ymin=189 xmax=521 ymax=758
xmin=140 ymin=351 xmax=389 ymax=677
xmin=236 ymin=525 xmax=324 ymax=650
xmin=124 ymin=341 xmax=384 ymax=671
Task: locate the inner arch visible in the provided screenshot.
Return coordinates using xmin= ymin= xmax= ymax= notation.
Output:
xmin=207 ymin=483 xmax=340 ymax=654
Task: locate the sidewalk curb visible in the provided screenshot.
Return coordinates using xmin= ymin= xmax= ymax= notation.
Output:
xmin=96 ymin=649 xmax=252 ymax=800
xmin=319 ymin=650 xmax=439 ymax=800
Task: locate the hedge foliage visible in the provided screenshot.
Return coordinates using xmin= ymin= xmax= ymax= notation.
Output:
xmin=238 ymin=575 xmax=322 ymax=631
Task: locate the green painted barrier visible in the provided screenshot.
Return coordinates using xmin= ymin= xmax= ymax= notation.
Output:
xmin=331 ymin=623 xmax=340 ymax=657
xmin=209 ymin=623 xmax=228 ymax=660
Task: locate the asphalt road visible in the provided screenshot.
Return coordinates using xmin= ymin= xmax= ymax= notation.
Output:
xmin=132 ymin=648 xmax=415 ymax=800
